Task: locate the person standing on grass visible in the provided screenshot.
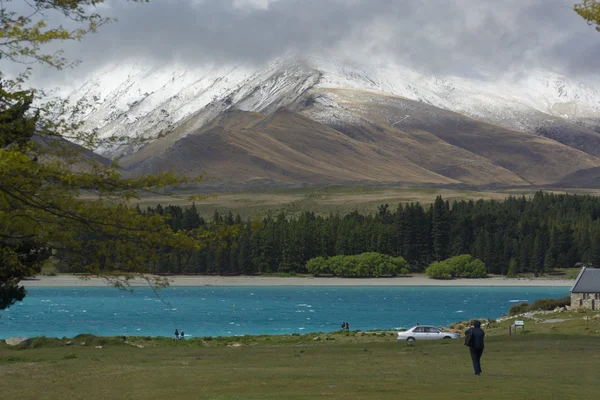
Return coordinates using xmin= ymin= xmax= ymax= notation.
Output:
xmin=465 ymin=320 xmax=485 ymax=376
xmin=175 ymin=329 xmax=179 ymax=340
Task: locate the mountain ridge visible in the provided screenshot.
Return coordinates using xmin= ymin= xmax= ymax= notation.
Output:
xmin=64 ymin=55 xmax=600 ymax=189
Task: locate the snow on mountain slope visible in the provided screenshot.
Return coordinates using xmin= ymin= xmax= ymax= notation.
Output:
xmin=308 ymin=57 xmax=600 ymax=132
xmin=65 ymin=55 xmax=600 ymax=157
xmin=66 ymin=61 xmax=254 ymax=155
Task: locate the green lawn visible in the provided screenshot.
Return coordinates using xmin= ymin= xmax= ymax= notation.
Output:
xmin=2 ymin=313 xmax=600 ymax=400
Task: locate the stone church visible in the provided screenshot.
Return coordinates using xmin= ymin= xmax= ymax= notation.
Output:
xmin=571 ymin=267 xmax=600 ymax=310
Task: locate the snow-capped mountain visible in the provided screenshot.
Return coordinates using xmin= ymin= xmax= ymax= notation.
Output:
xmin=65 ymin=61 xmax=255 ymax=155
xmin=66 ymin=55 xmax=600 ymax=158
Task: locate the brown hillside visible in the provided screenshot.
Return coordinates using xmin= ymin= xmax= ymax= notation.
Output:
xmin=122 ymin=109 xmax=458 ymax=186
xmin=299 ymin=89 xmax=600 ymax=186
xmin=119 ymin=90 xmax=600 ymax=189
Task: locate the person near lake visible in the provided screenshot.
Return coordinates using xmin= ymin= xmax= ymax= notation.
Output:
xmin=180 ymin=331 xmax=185 ymax=340
xmin=465 ymin=320 xmax=485 ymax=376
xmin=175 ymin=329 xmax=179 ymax=340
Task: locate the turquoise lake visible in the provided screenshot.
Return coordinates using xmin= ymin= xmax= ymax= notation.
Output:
xmin=0 ymin=286 xmax=570 ymax=339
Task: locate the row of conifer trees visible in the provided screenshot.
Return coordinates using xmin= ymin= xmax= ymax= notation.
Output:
xmin=60 ymin=192 xmax=600 ymax=276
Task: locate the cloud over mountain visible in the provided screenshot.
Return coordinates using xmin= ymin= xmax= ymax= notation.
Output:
xmin=12 ymin=0 xmax=600 ymax=87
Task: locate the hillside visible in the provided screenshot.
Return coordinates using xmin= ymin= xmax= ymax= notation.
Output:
xmin=122 ymin=109 xmax=457 ymax=186
xmin=121 ymin=93 xmax=600 ymax=189
xmin=65 ymin=56 xmax=600 ymax=189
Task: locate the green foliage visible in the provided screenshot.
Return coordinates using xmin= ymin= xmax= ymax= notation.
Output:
xmin=137 ymin=192 xmax=600 ymax=277
xmin=425 ymin=254 xmax=487 ymax=279
xmin=507 ymin=296 xmax=571 ymax=315
xmin=508 ymin=302 xmax=530 ymax=316
xmin=306 ymin=256 xmax=328 ymax=276
xmin=575 ymin=1 xmax=600 ymax=32
xmin=306 ymin=252 xmax=409 ymax=278
xmin=0 ymin=1 xmax=148 ymax=68
xmin=432 ymin=195 xmax=449 ymax=261
xmin=0 ymin=0 xmax=226 ymax=310
xmin=424 ymin=261 xmax=451 ymax=279
xmin=506 ymin=258 xmax=518 ymax=278
xmin=529 ymin=296 xmax=571 ymax=311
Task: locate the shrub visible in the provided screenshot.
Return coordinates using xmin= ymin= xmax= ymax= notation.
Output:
xmin=305 ymin=253 xmax=409 ymax=278
xmin=19 ymin=337 xmax=62 ymax=349
xmin=508 ymin=302 xmax=530 ymax=316
xmin=507 ymin=296 xmax=571 ymax=315
xmin=426 ymin=255 xmax=487 ymax=279
xmin=529 ymin=296 xmax=570 ymax=311
xmin=425 ymin=261 xmax=452 ymax=279
xmin=306 ymin=257 xmax=328 ymax=276
xmin=72 ymin=334 xmax=123 ymax=346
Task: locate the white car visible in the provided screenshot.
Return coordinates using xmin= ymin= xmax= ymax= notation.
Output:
xmin=397 ymin=325 xmax=460 ymax=342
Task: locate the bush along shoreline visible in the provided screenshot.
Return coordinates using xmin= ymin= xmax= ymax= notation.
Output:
xmin=507 ymin=296 xmax=571 ymax=316
xmin=425 ymin=254 xmax=487 ymax=279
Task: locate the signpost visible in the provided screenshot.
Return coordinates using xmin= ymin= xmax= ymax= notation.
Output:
xmin=509 ymin=320 xmax=525 ymax=335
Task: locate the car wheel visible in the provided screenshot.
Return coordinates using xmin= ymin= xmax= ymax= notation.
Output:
xmin=406 ymin=337 xmax=415 ymax=343
xmin=443 ymin=336 xmax=452 ymax=339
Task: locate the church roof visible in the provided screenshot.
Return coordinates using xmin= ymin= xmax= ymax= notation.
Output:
xmin=571 ymin=267 xmax=600 ymax=293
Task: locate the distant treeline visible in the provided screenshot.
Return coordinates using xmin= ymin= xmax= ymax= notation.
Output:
xmin=59 ymin=192 xmax=600 ymax=276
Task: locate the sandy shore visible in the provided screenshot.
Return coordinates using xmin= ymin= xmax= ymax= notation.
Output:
xmin=21 ymin=274 xmax=575 ymax=287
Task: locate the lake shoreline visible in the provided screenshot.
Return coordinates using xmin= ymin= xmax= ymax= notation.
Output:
xmin=22 ymin=274 xmax=575 ymax=287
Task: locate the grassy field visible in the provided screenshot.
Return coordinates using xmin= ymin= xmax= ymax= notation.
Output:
xmin=509 ymin=268 xmax=582 ymax=280
xmin=123 ymin=186 xmax=600 ymax=219
xmin=2 ymin=311 xmax=599 ymax=400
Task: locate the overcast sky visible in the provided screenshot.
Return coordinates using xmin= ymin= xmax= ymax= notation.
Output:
xmin=4 ymin=0 xmax=600 ymax=86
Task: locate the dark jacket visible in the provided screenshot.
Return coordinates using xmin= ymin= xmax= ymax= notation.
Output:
xmin=466 ymin=325 xmax=485 ymax=351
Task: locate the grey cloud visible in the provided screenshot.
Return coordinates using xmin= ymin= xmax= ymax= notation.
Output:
xmin=10 ymin=0 xmax=600 ymax=85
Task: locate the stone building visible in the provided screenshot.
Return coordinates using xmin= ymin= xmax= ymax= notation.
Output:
xmin=571 ymin=267 xmax=600 ymax=310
